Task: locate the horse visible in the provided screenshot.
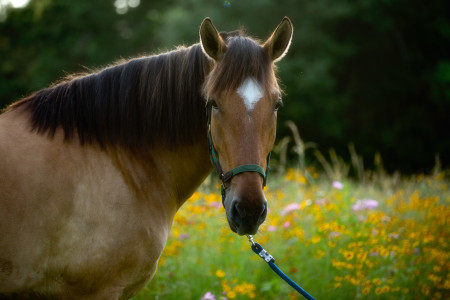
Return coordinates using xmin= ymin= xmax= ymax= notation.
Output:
xmin=0 ymin=17 xmax=293 ymax=299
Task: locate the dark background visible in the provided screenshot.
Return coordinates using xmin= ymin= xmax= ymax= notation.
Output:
xmin=1 ymin=0 xmax=449 ymax=173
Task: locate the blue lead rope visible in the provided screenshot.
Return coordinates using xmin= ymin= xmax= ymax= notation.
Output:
xmin=247 ymin=235 xmax=316 ymax=300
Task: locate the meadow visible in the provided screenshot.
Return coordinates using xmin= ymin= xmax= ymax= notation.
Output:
xmin=133 ymin=168 xmax=449 ymax=299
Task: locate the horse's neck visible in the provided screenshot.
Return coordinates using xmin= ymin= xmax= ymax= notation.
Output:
xmin=106 ymin=138 xmax=212 ymax=210
xmin=156 ymin=140 xmax=213 ymax=207
xmin=2 ymin=107 xmax=212 ymax=213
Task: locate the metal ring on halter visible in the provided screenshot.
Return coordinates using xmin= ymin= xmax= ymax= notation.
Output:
xmin=246 ymin=234 xmax=256 ymax=246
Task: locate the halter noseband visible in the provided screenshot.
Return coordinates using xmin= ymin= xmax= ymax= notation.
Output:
xmin=206 ymin=102 xmax=271 ymax=203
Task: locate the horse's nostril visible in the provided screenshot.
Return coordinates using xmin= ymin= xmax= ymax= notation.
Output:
xmin=231 ymin=198 xmax=266 ymax=221
xmin=232 ymin=199 xmax=246 ymax=218
xmin=231 ymin=199 xmax=242 ymax=225
xmin=260 ymin=202 xmax=268 ymax=220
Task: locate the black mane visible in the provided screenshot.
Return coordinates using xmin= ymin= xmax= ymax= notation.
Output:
xmin=9 ymin=44 xmax=211 ymax=149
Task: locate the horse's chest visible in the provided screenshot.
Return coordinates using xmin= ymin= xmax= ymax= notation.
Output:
xmin=51 ymin=198 xmax=170 ymax=295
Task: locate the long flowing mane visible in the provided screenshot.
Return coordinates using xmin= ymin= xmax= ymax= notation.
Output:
xmin=6 ymin=31 xmax=275 ymax=149
xmin=7 ymin=45 xmax=210 ymax=149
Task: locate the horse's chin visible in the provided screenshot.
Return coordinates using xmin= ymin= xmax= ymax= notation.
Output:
xmin=227 ymin=220 xmax=261 ymax=236
xmin=227 ymin=220 xmax=239 ymax=234
xmin=229 ymin=223 xmax=260 ymax=236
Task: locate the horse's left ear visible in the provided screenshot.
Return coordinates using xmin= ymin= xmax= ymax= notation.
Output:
xmin=263 ymin=17 xmax=293 ymax=62
xmin=200 ymin=17 xmax=227 ymax=61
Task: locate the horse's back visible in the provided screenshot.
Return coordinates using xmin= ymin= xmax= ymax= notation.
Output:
xmin=0 ymin=109 xmax=170 ymax=299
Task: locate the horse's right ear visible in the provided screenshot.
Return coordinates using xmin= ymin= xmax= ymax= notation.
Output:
xmin=200 ymin=18 xmax=227 ymax=61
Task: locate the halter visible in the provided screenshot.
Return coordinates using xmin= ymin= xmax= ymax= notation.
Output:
xmin=206 ymin=102 xmax=271 ymax=203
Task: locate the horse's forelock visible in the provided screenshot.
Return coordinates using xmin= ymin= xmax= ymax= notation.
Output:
xmin=203 ymin=35 xmax=277 ymax=100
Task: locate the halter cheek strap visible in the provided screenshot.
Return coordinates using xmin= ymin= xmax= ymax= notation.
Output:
xmin=206 ymin=102 xmax=271 ymax=203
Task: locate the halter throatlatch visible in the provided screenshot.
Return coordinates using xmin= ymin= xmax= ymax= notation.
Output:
xmin=206 ymin=102 xmax=271 ymax=203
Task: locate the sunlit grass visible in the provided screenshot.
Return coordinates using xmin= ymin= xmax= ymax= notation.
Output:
xmin=133 ymin=169 xmax=449 ymax=300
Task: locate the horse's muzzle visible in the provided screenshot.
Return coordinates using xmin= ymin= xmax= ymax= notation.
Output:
xmin=224 ymin=190 xmax=268 ymax=235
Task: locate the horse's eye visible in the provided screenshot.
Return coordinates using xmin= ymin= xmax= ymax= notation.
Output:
xmin=209 ymin=100 xmax=219 ymax=110
xmin=274 ymin=100 xmax=283 ymax=112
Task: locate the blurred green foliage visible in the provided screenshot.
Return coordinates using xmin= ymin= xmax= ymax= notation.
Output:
xmin=1 ymin=0 xmax=449 ymax=172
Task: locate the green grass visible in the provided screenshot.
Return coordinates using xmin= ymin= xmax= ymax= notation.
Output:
xmin=133 ymin=169 xmax=449 ymax=300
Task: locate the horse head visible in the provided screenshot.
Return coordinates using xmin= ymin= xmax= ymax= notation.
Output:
xmin=200 ymin=17 xmax=293 ymax=235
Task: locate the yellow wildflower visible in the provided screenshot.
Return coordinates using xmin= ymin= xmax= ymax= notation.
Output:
xmin=375 ymin=287 xmax=382 ymax=295
xmin=285 ymin=168 xmax=295 ymax=181
xmin=311 ymin=236 xmax=321 ymax=244
xmin=421 ymin=285 xmax=430 ymax=295
xmin=427 ymin=274 xmax=441 ymax=283
xmin=215 ymin=269 xmax=225 ymax=278
xmin=318 ymin=223 xmax=330 ymax=232
xmin=234 ymin=284 xmax=245 ymax=294
xmin=362 ymin=286 xmax=371 ymax=295
xmin=314 ymin=249 xmax=326 ymax=259
xmin=349 ymin=277 xmax=360 ymax=285
xmin=343 ymin=251 xmax=354 ymax=261
xmin=275 ymin=189 xmax=285 ymax=200
xmin=356 ymin=251 xmax=367 ymax=262
xmin=365 ymin=260 xmax=374 ymax=268
xmin=227 ymin=290 xmax=236 ymax=299
xmin=373 ymin=278 xmax=382 ymax=285
xmin=188 ymin=191 xmax=201 ymax=201
xmin=221 ymin=280 xmax=231 ymax=292
xmin=157 ymin=257 xmax=166 ymax=267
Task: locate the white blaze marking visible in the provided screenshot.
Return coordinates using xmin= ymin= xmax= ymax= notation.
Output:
xmin=237 ymin=77 xmax=264 ymax=112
